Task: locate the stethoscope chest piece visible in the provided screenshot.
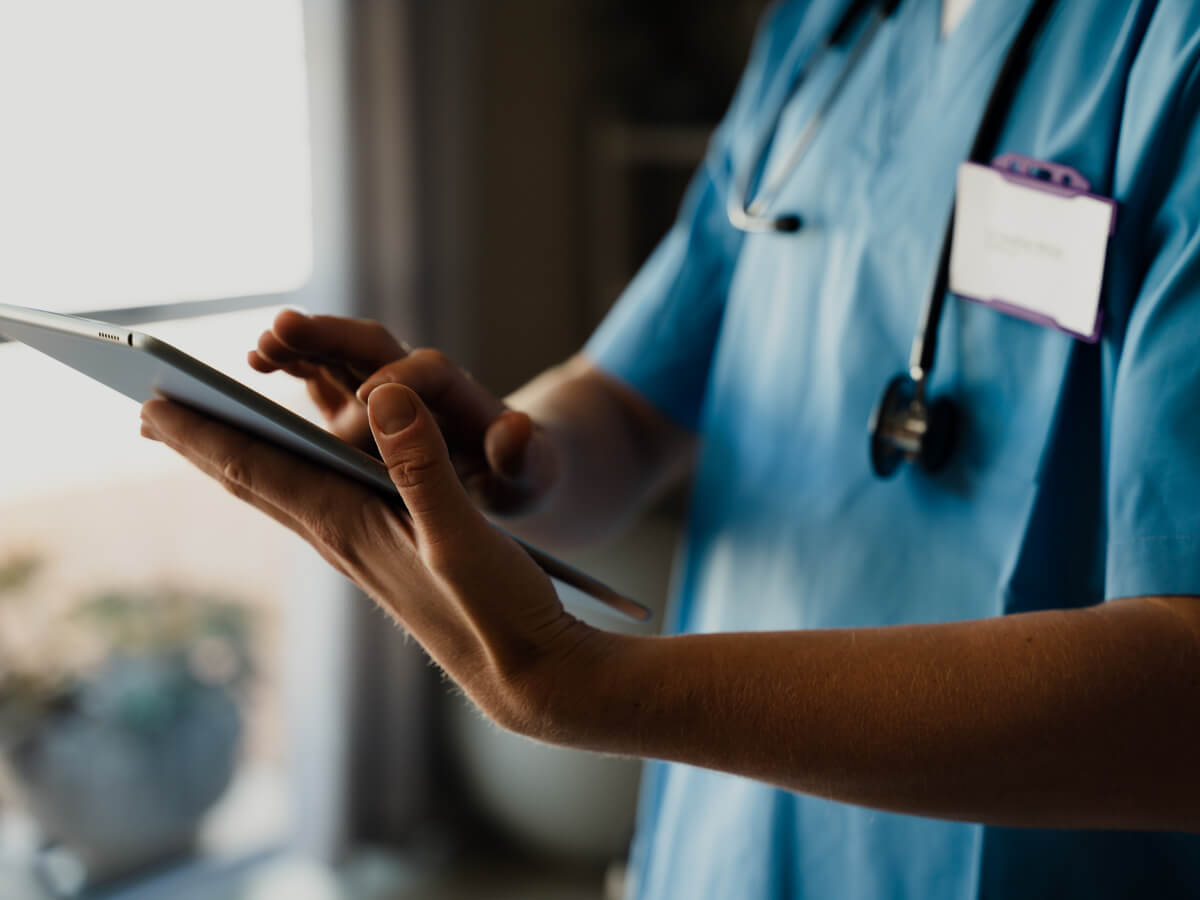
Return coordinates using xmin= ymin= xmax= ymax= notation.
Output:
xmin=868 ymin=374 xmax=959 ymax=478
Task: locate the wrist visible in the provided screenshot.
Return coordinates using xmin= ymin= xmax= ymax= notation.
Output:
xmin=493 ymin=620 xmax=638 ymax=749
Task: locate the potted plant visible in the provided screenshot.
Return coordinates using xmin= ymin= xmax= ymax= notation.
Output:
xmin=0 ymin=554 xmax=253 ymax=886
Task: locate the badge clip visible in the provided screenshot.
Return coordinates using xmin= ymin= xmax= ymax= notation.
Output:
xmin=949 ymin=154 xmax=1118 ymax=343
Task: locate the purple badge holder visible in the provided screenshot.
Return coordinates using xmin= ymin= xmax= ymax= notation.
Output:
xmin=954 ymin=153 xmax=1118 ymax=344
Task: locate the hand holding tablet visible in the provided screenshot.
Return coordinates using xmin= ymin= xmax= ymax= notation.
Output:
xmin=248 ymin=310 xmax=562 ymax=518
xmin=0 ymin=303 xmax=649 ymax=623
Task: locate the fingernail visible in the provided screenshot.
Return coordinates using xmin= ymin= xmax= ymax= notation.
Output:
xmin=372 ymin=385 xmax=416 ymax=435
xmin=357 ymin=377 xmax=386 ymax=404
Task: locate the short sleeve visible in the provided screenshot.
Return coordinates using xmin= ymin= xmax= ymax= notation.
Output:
xmin=584 ymin=5 xmax=794 ymax=430
xmin=1104 ymin=11 xmax=1200 ymax=599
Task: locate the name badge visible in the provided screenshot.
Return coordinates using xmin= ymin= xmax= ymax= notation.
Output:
xmin=948 ymin=153 xmax=1117 ymax=342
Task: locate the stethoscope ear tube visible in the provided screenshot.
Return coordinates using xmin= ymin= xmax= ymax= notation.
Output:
xmin=728 ymin=0 xmax=895 ymax=234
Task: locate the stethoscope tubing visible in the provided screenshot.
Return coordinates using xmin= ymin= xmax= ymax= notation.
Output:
xmin=724 ymin=0 xmax=1061 ymax=476
xmin=908 ymin=0 xmax=1059 ymax=385
xmin=728 ymin=1 xmax=896 ymax=232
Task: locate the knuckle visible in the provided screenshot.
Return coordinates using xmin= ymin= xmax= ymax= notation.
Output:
xmin=364 ymin=348 xmax=458 ymax=399
xmin=340 ymin=316 xmax=398 ymax=353
xmin=408 ymin=347 xmax=452 ymax=374
xmin=216 ymin=433 xmax=259 ymax=493
xmin=386 ymin=447 xmax=443 ymax=491
xmin=410 ymin=348 xmax=451 ymax=369
xmin=363 ymin=318 xmax=391 ymax=339
xmin=373 ymin=359 xmax=406 ymax=380
xmin=307 ymin=515 xmax=351 ymax=561
xmin=358 ymin=498 xmax=397 ymax=544
xmin=304 ymin=495 xmax=393 ymax=568
xmin=422 ymin=530 xmax=475 ymax=577
xmin=302 ymin=496 xmax=358 ymax=561
xmin=367 ymin=355 xmax=417 ymax=386
xmin=218 ymin=455 xmax=252 ymax=497
xmin=309 ymin=313 xmax=345 ymax=328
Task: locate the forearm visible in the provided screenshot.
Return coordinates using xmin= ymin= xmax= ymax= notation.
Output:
xmin=501 ymin=354 xmax=691 ymax=551
xmin=535 ymin=596 xmax=1200 ymax=832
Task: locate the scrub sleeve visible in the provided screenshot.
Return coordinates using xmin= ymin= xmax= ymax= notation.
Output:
xmin=1103 ymin=11 xmax=1200 ymax=601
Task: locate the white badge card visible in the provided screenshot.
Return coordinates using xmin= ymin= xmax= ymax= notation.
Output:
xmin=948 ymin=154 xmax=1117 ymax=342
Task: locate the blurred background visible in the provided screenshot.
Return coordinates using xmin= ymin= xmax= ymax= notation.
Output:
xmin=0 ymin=1 xmax=767 ymax=897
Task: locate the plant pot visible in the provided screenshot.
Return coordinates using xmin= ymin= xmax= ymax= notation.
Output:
xmin=1 ymin=657 xmax=241 ymax=885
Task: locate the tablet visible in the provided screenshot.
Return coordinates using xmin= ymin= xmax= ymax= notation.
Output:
xmin=0 ymin=302 xmax=649 ymax=622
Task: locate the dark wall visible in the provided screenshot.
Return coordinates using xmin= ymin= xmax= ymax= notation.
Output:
xmin=464 ymin=0 xmax=767 ymax=395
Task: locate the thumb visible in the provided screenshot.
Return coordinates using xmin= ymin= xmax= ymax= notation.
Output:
xmin=367 ymin=383 xmax=482 ymax=544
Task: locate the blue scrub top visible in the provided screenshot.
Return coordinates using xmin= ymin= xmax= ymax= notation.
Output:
xmin=585 ymin=1 xmax=1200 ymax=898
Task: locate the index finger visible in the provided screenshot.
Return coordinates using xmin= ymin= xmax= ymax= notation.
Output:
xmin=357 ymin=349 xmax=507 ymax=441
xmin=261 ymin=310 xmax=409 ymax=379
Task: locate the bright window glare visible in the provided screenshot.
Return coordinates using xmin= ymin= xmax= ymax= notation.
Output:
xmin=0 ymin=306 xmax=319 ymax=503
xmin=0 ymin=0 xmax=312 ymax=312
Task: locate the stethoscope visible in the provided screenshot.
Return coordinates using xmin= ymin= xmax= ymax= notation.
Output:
xmin=727 ymin=0 xmax=1058 ymax=478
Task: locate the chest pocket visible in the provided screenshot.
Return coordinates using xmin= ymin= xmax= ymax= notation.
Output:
xmin=936 ymin=294 xmax=1083 ymax=490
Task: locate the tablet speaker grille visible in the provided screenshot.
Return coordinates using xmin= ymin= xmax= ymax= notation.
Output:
xmin=97 ymin=331 xmax=124 ymax=343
